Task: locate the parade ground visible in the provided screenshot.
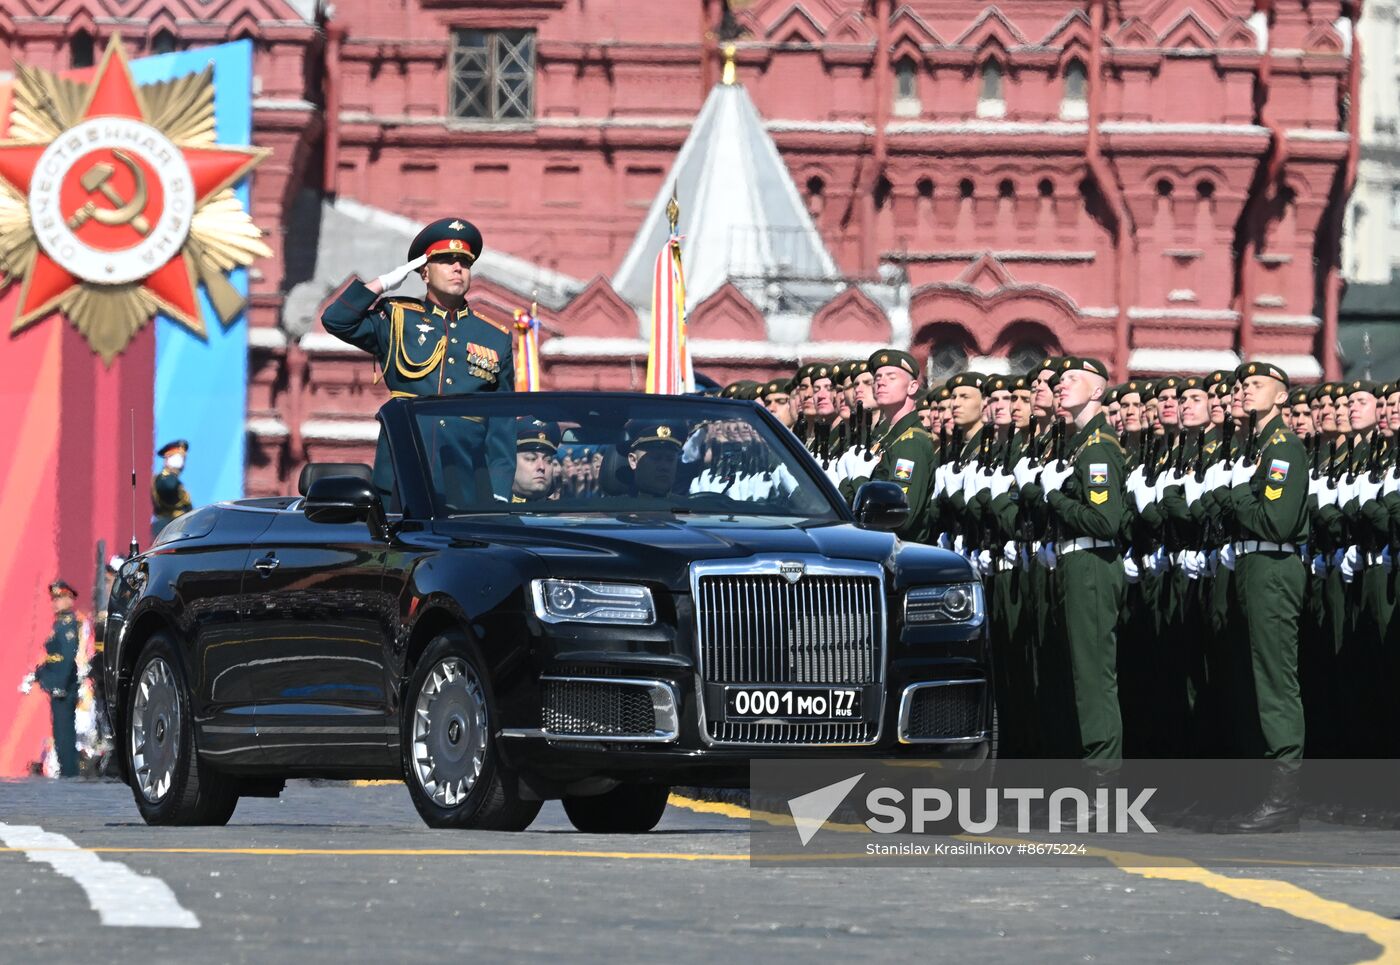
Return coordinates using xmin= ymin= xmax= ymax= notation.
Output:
xmin=4 ymin=779 xmax=1400 ymax=964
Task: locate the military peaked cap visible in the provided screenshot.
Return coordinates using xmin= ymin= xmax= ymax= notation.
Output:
xmin=409 ymin=217 xmax=483 ymax=264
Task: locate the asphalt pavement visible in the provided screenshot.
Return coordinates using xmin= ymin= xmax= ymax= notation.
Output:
xmin=3 ymin=778 xmax=1400 ymax=964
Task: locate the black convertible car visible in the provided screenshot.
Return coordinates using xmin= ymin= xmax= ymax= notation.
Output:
xmin=104 ymin=393 xmax=989 ymax=832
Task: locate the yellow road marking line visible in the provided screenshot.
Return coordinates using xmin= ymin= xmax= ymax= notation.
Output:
xmin=0 ymin=846 xmax=744 ymax=862
xmin=349 ymin=780 xmax=401 ymax=787
xmin=671 ymin=795 xmax=1400 ymax=963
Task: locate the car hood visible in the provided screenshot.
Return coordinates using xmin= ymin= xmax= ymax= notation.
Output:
xmin=433 ymin=513 xmax=971 ymax=591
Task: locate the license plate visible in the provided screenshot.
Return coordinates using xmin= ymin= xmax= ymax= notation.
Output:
xmin=724 ymin=686 xmax=862 ymax=722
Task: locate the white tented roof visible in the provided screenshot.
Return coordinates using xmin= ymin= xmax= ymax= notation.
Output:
xmin=612 ymin=80 xmax=838 ymax=316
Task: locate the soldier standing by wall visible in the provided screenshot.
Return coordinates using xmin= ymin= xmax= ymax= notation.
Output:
xmin=18 ymin=581 xmax=82 ymax=778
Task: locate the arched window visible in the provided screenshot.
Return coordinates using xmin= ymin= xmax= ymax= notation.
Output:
xmin=1008 ymin=339 xmax=1048 ymax=374
xmin=977 ymin=60 xmax=1005 ymax=118
xmin=151 ymin=29 xmax=178 ymax=55
xmin=894 ymin=56 xmax=920 ymax=116
xmin=927 ymin=340 xmax=969 ymax=382
xmin=1061 ymin=58 xmax=1087 ymax=120
xmin=70 ymin=31 xmax=95 ymax=69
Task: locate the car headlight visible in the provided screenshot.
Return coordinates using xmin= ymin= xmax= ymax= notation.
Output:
xmin=531 ymin=579 xmax=656 ymax=626
xmin=904 ymin=582 xmax=985 ymax=627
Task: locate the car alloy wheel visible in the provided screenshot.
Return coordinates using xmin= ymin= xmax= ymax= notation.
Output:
xmin=130 ymin=657 xmax=181 ymax=803
xmin=411 ymin=656 xmax=489 ymax=807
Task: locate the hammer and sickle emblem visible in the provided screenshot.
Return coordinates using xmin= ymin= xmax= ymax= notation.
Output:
xmin=67 ymin=150 xmax=151 ymax=235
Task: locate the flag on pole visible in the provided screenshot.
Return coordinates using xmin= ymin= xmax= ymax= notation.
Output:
xmin=512 ymin=304 xmax=541 ymax=391
xmin=645 ymin=192 xmax=694 ymax=394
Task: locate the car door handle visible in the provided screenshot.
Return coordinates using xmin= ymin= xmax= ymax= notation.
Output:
xmin=253 ymin=554 xmax=281 ymax=576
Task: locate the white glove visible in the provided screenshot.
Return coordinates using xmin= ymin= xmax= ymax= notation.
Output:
xmin=1040 ymin=462 xmax=1073 ymax=499
xmin=936 ymin=532 xmax=952 ymax=550
xmin=1183 ymin=550 xmax=1204 ymax=581
xmin=1315 ymin=480 xmax=1339 ymax=509
xmin=1182 ymin=473 xmax=1204 ymax=505
xmin=374 ymin=254 xmax=428 ymax=292
xmin=1358 ymin=476 xmax=1383 ymax=505
xmin=989 ymin=469 xmax=1013 ymax=500
xmin=1311 ymin=554 xmax=1328 ymax=578
xmin=952 ymin=534 xmax=966 ymax=558
xmin=1229 ymin=459 xmax=1256 ymax=488
xmin=1036 ymin=542 xmax=1058 ymax=570
xmin=1148 ymin=547 xmax=1170 ymax=576
xmin=1123 ymin=555 xmax=1141 ymax=584
xmin=1385 ymin=466 xmax=1400 ymax=497
xmin=962 ymin=467 xmax=986 ymax=502
xmin=18 ymin=673 xmax=34 ymax=695
xmin=1130 ymin=473 xmax=1155 ymax=510
xmin=1126 ymin=466 xmax=1146 ymax=497
xmin=1003 ymin=540 xmax=1019 ymax=566
xmin=1337 ymin=476 xmax=1358 ymax=508
xmin=932 ymin=464 xmax=949 ymax=498
xmin=1340 ymin=545 xmax=1360 ymax=583
xmin=976 ymin=549 xmax=993 ymax=577
xmin=1153 ymin=470 xmax=1175 ymax=503
xmin=1012 ymin=457 xmax=1039 ymax=490
xmin=944 ymin=466 xmax=966 ymax=498
xmin=1219 ymin=543 xmax=1236 ymax=571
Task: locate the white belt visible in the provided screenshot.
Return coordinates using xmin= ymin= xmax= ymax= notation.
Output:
xmin=1233 ymin=540 xmax=1297 ymax=556
xmin=1056 ymin=537 xmax=1117 ymax=555
xmin=992 ymin=557 xmax=1018 ymax=573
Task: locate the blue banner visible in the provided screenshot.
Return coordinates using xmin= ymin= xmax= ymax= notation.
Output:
xmin=134 ymin=41 xmax=254 ymax=503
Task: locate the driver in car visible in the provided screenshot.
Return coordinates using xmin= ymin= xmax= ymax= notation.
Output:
xmin=512 ymin=419 xmax=561 ymax=504
xmin=626 ymin=421 xmax=684 ymax=497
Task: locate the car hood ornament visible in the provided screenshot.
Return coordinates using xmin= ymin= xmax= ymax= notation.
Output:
xmin=779 ymin=562 xmax=805 ymax=584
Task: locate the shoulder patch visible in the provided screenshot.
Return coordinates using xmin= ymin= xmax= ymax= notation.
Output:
xmin=1088 ymin=489 xmax=1109 ymax=505
xmin=1264 ymin=484 xmax=1283 ymax=501
xmin=1268 ymin=429 xmax=1287 ymax=447
xmin=473 ymin=310 xmax=512 ymax=335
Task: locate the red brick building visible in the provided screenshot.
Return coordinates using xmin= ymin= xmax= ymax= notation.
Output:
xmin=1 ymin=1 xmax=1359 ymax=496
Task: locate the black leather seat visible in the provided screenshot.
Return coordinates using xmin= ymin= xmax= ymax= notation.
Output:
xmin=297 ymin=462 xmax=374 ymax=496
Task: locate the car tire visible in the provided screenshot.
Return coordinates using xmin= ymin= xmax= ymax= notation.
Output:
xmin=401 ymin=633 xmax=541 ymax=831
xmin=563 ymin=783 xmax=671 ymax=833
xmin=126 ymin=633 xmax=239 ymax=826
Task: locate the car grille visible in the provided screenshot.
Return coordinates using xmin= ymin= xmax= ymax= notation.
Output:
xmin=541 ymin=679 xmax=658 ymax=739
xmin=902 ymin=682 xmax=986 ymax=742
xmin=695 ymin=568 xmax=883 ymax=745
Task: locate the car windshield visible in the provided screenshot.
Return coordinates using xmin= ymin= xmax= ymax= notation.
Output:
xmin=405 ymin=394 xmax=842 ymax=520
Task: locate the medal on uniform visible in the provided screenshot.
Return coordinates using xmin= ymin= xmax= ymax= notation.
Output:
xmin=416 ymin=323 xmax=433 ymax=346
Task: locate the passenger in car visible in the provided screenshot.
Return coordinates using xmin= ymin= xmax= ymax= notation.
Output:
xmin=625 ymin=422 xmax=685 ymax=497
xmin=512 ymin=419 xmax=562 ymax=504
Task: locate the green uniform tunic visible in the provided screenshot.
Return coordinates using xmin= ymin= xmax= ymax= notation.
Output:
xmin=1031 ymin=412 xmax=1127 ymax=761
xmin=1227 ymin=414 xmax=1309 ymax=761
xmin=36 ymin=611 xmax=80 ymax=777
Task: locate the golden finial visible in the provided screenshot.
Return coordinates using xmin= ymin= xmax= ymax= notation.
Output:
xmin=666 ymin=185 xmax=680 ymax=233
xmin=721 ymin=43 xmax=737 ymax=85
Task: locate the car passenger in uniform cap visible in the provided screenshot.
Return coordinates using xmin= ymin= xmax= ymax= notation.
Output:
xmin=512 ymin=420 xmax=562 ymax=503
xmin=151 ymin=439 xmax=192 ymax=540
xmin=320 ymin=217 xmax=516 ymax=498
xmin=626 ymin=422 xmax=685 ymax=497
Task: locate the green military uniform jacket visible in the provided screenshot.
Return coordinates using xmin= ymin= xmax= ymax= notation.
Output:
xmin=35 ymin=612 xmax=79 ymax=697
xmin=1041 ymin=412 xmax=1126 ymax=544
xmin=152 ymin=469 xmax=192 ymax=520
xmin=861 ymin=410 xmax=937 ymax=542
xmin=1230 ymin=414 xmax=1309 ymax=545
xmin=322 ymin=280 xmax=515 ymax=397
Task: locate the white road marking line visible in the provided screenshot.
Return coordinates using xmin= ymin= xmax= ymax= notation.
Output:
xmin=0 ymin=823 xmax=199 ymax=929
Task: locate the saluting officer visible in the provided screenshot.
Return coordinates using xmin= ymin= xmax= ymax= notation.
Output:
xmin=151 ymin=440 xmax=192 ymax=539
xmin=19 ymin=580 xmax=83 ymax=777
xmin=321 ymin=218 xmax=515 ymax=495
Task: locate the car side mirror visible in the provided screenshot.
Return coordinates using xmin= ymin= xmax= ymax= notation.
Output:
xmin=304 ymin=475 xmax=389 ymax=540
xmin=852 ymin=481 xmax=909 ymax=532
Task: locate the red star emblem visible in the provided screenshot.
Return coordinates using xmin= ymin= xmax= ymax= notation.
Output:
xmin=0 ymin=40 xmax=264 ymax=335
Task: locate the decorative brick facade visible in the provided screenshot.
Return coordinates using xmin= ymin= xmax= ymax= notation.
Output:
xmin=1 ymin=1 xmax=1359 ymax=498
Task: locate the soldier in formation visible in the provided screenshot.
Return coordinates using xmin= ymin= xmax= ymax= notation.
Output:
xmin=722 ymin=354 xmax=1390 ymax=833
